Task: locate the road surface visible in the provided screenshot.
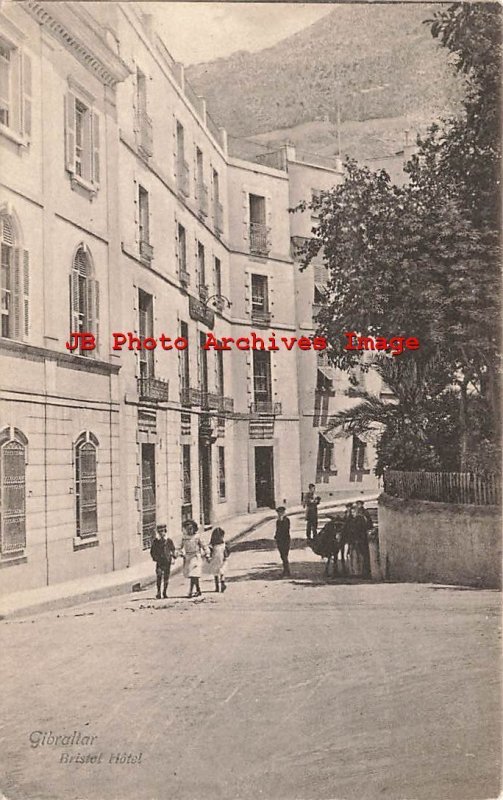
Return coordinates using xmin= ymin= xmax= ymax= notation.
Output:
xmin=1 ymin=513 xmax=500 ymax=800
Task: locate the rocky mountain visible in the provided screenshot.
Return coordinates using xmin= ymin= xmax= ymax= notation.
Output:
xmin=187 ymin=4 xmax=464 ymax=158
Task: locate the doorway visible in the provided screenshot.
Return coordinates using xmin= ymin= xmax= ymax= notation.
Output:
xmin=141 ymin=443 xmax=156 ymax=549
xmin=255 ymin=446 xmax=275 ymax=509
xmin=199 ymin=442 xmax=212 ymax=526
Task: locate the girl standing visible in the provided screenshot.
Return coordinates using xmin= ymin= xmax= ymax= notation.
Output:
xmin=180 ymin=519 xmax=208 ymax=598
xmin=206 ymin=527 xmax=230 ymax=593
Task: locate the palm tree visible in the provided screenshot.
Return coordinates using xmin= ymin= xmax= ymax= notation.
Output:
xmin=327 ymin=354 xmax=459 ymax=475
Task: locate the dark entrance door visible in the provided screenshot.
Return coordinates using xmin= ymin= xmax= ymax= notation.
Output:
xmin=255 ymin=446 xmax=275 ymax=508
xmin=199 ymin=442 xmax=212 ymax=526
xmin=141 ymin=443 xmax=156 ymax=549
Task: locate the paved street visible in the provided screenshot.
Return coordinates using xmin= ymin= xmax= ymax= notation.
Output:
xmin=1 ymin=514 xmax=500 ymax=800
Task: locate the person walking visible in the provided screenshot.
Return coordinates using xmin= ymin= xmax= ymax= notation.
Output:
xmin=150 ymin=524 xmax=176 ymax=599
xmin=206 ymin=526 xmax=230 ymax=593
xmin=303 ymin=483 xmax=321 ymax=540
xmin=179 ymin=519 xmax=208 ymax=598
xmin=274 ymin=506 xmax=291 ymax=577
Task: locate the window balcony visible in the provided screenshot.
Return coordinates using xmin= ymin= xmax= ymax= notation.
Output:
xmin=214 ymin=202 xmax=224 ymax=235
xmin=201 ymin=391 xmax=221 ymax=411
xmin=177 ymin=160 xmax=190 ymax=197
xmin=179 ymin=267 xmax=190 ymax=288
xmin=197 ymin=183 xmax=209 ymax=216
xmin=138 ymin=376 xmax=169 ymax=403
xmin=250 ymin=400 xmax=282 ymax=416
xmin=139 ymin=239 xmax=154 ymax=263
xmin=250 ymin=222 xmax=270 ymax=256
xmin=180 ymin=386 xmax=202 ymax=407
xmin=251 ymin=308 xmax=272 ymax=327
xmin=137 ymin=111 xmax=153 ymax=159
xmin=219 ymin=396 xmax=234 ymax=414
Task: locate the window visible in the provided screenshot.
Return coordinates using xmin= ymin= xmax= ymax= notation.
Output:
xmin=251 ymin=274 xmax=268 ymax=316
xmin=176 ymin=121 xmax=189 ymax=196
xmin=218 ymin=447 xmax=226 ymax=500
xmin=196 ymin=147 xmax=204 ymax=188
xmin=350 ymin=435 xmax=370 ymax=481
xmin=214 ymin=257 xmax=222 ymax=297
xmin=138 ymin=290 xmax=154 ymax=380
xmin=216 ymin=348 xmax=224 ymax=397
xmin=75 ymin=432 xmax=98 ymax=539
xmin=179 ymin=320 xmax=190 ymax=404
xmin=182 ymin=444 xmax=191 ymax=505
xmin=199 ymin=330 xmax=208 ymax=394
xmin=65 ymin=89 xmax=99 ymax=187
xmin=0 ymin=427 xmax=27 ymax=555
xmin=69 ymin=244 xmax=99 ymax=355
xmin=136 ymin=67 xmax=147 ymax=117
xmin=1 ymin=214 xmax=29 ymax=341
xmin=213 ymin=169 xmax=223 ymax=233
xmin=249 ymin=194 xmax=268 ymax=254
xmin=197 ymin=241 xmax=206 ymax=292
xmin=177 ymin=223 xmax=187 ymax=279
xmin=316 ymin=434 xmax=334 ymax=484
xmin=0 ymin=38 xmax=31 ymax=141
xmin=253 ymin=350 xmax=271 ymax=403
xmin=138 ymin=186 xmax=150 ymax=245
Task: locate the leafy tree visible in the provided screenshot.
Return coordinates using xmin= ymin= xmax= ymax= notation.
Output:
xmin=293 ymin=2 xmax=501 ymax=471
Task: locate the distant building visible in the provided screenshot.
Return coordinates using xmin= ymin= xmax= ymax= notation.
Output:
xmin=0 ymin=1 xmax=378 ymax=595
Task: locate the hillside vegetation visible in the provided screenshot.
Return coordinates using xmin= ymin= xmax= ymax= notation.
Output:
xmin=187 ymin=4 xmax=463 ymax=156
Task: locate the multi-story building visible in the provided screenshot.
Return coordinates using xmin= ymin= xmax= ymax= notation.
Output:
xmin=0 ymin=1 xmax=379 ymax=594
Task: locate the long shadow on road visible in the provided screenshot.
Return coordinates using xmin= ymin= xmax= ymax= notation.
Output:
xmin=231 ymin=537 xmax=311 ymax=553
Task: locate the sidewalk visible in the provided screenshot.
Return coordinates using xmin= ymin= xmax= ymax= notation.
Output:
xmin=0 ymin=492 xmax=378 ymax=620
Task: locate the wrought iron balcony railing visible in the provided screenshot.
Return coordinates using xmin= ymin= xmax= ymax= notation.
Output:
xmin=251 ymin=308 xmax=272 ymax=326
xmin=138 ymin=376 xmax=169 ymax=403
xmin=250 ymin=222 xmax=270 ymax=256
xmin=137 ymin=111 xmax=153 ymax=158
xmin=179 ymin=267 xmax=190 ymax=287
xmin=180 ymin=386 xmax=202 ymax=407
xmin=177 ymin=159 xmax=190 ymax=197
xmin=139 ymin=239 xmax=154 ymax=262
xmin=219 ymin=396 xmax=234 ymax=414
xmin=197 ymin=183 xmax=209 ymax=216
xmin=250 ymin=400 xmax=282 ymax=416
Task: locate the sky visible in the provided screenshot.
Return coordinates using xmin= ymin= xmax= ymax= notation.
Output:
xmin=144 ymin=2 xmax=333 ymax=65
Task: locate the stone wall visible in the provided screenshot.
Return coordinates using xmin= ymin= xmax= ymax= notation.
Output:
xmin=378 ymin=493 xmax=501 ymax=589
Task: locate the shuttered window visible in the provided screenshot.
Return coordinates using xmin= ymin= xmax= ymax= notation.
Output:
xmin=218 ymin=447 xmax=226 ymax=500
xmin=0 ymin=429 xmax=27 ymax=555
xmin=0 ymin=214 xmax=29 ymax=341
xmin=65 ymin=90 xmax=100 ymax=187
xmin=0 ymin=38 xmax=31 ymax=139
xmin=75 ymin=434 xmax=98 ymax=539
xmin=69 ymin=245 xmax=99 ymax=355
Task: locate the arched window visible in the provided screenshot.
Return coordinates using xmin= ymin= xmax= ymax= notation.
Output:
xmin=0 ymin=427 xmax=28 ymax=554
xmin=75 ymin=432 xmax=99 ymax=538
xmin=70 ymin=245 xmax=99 ymax=354
xmin=1 ymin=213 xmax=29 ymax=340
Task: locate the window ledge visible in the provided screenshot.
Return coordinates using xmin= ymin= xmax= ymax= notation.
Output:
xmin=68 ymin=172 xmax=99 ymax=199
xmin=0 ymin=552 xmax=27 ymax=568
xmin=0 ymin=124 xmax=29 ymax=149
xmin=73 ymin=536 xmax=99 ymax=551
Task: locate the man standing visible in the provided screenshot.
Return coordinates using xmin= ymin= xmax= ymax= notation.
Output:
xmin=353 ymin=504 xmax=372 ymax=579
xmin=274 ymin=506 xmax=291 ymax=578
xmin=303 ymin=483 xmax=321 ymax=540
xmin=150 ymin=524 xmax=176 ymax=599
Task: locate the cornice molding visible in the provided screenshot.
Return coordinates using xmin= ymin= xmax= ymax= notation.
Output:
xmin=21 ymin=1 xmax=131 ymax=87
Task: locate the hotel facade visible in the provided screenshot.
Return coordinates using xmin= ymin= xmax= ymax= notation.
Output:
xmin=0 ymin=1 xmax=381 ymax=594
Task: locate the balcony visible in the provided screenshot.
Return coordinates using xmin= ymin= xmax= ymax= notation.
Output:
xmin=139 ymin=239 xmax=154 ymax=263
xmin=251 ymin=308 xmax=272 ymax=327
xmin=179 ymin=267 xmax=190 ymax=288
xmin=196 ymin=183 xmax=209 ymax=217
xmin=219 ymin=396 xmax=234 ymax=414
xmin=250 ymin=400 xmax=282 ymax=416
xmin=177 ymin=159 xmax=190 ymax=197
xmin=214 ymin=201 xmax=224 ymax=235
xmin=138 ymin=376 xmax=169 ymax=403
xmin=250 ymin=222 xmax=270 ymax=256
xmin=198 ymin=283 xmax=209 ymax=303
xmin=137 ymin=111 xmax=153 ymax=159
xmin=180 ymin=386 xmax=202 ymax=407
xmin=200 ymin=391 xmax=221 ymax=411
